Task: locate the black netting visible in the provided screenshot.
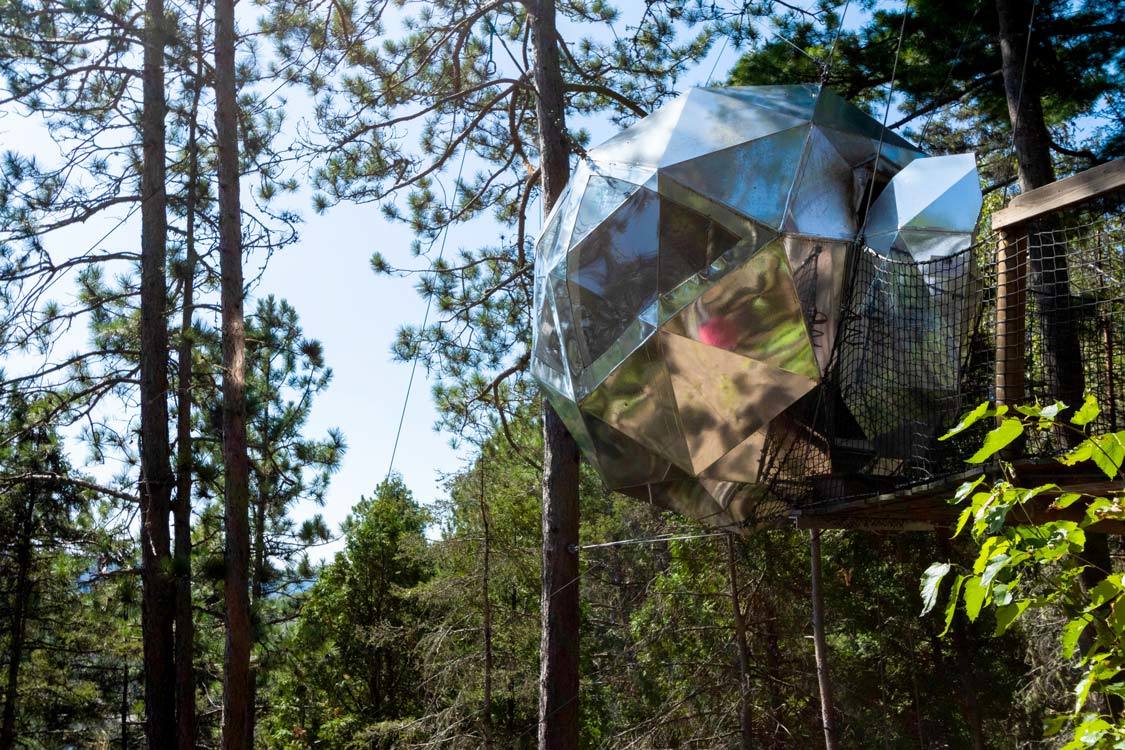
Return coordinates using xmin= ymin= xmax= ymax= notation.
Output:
xmin=760 ymin=191 xmax=1124 ymax=511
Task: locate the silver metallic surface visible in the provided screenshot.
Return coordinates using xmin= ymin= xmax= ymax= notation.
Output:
xmin=531 ymin=84 xmax=983 ymax=527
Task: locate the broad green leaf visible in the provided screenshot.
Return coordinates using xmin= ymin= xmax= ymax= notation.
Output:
xmin=963 ymin=575 xmax=986 ymax=622
xmin=1085 ymin=575 xmax=1122 ymax=610
xmin=1090 ymin=432 xmax=1125 ymax=480
xmin=941 ymin=402 xmax=990 ymax=441
xmin=953 ymin=504 xmax=973 ymax=538
xmin=1109 ymin=599 xmax=1125 ymax=637
xmin=1074 ymin=669 xmax=1097 ymax=712
xmin=1054 ymin=492 xmax=1084 ymax=509
xmin=951 ymin=475 xmax=985 ymax=504
xmin=994 ymin=599 xmax=1030 ymax=635
xmin=920 ymin=562 xmax=952 ymax=616
xmin=980 ymin=553 xmax=1010 ymax=589
xmin=1063 ymin=616 xmax=1090 ymax=659
xmin=968 ymin=419 xmax=1024 ymax=463
xmin=1072 ymin=395 xmax=1101 ymax=426
xmin=1061 ymin=440 xmax=1095 ymax=467
xmin=941 ymin=574 xmax=965 ymax=636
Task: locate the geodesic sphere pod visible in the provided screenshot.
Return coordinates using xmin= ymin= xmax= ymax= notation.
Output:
xmin=532 ymin=84 xmax=982 ymax=528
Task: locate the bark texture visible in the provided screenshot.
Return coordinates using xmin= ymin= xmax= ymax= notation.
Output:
xmin=215 ymin=0 xmax=253 ymax=746
xmin=809 ymin=531 xmax=838 ymax=750
xmin=173 ymin=12 xmax=205 ymax=747
xmin=0 ymin=491 xmax=34 ymax=750
xmin=139 ymin=0 xmax=177 ymax=744
xmin=727 ymin=534 xmax=755 ymax=750
xmin=531 ymin=2 xmax=580 ymax=749
xmin=995 ymin=0 xmax=1085 ymax=414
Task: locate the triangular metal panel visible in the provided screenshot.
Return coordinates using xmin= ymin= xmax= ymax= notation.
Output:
xmin=589 ymin=93 xmax=688 ymax=166
xmin=661 ymin=239 xmax=820 ymax=380
xmin=659 ymin=124 xmax=811 ymax=230
xmin=660 ymin=330 xmax=817 ymax=473
xmin=699 ymin=426 xmax=768 ymax=483
xmin=654 ymin=87 xmax=813 ymax=167
xmin=566 ymin=187 xmax=660 ymax=367
xmin=582 ymin=412 xmax=682 ymax=489
xmin=569 ymin=174 xmax=643 ymax=249
xmin=784 ymin=125 xmax=858 ymax=239
xmin=711 ymin=84 xmax=820 ymax=122
xmin=812 ymin=88 xmax=919 ymax=153
xmin=578 ymin=338 xmax=694 ymax=473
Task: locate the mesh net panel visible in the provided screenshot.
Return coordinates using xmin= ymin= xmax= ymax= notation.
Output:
xmin=761 ymin=191 xmax=1124 ymax=511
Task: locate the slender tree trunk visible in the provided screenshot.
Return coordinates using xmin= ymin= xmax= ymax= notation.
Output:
xmin=215 ymin=0 xmax=252 ymax=745
xmin=809 ymin=530 xmax=839 ymax=750
xmin=727 ymin=534 xmax=755 ymax=750
xmin=480 ymin=462 xmax=494 ymax=750
xmin=121 ymin=662 xmax=129 ymax=750
xmin=0 ymin=492 xmax=34 ymax=750
xmin=139 ymin=0 xmax=177 ymax=743
xmin=530 ymin=2 xmax=580 ymax=749
xmin=994 ymin=0 xmax=1084 ymax=415
xmin=173 ymin=10 xmax=204 ymax=747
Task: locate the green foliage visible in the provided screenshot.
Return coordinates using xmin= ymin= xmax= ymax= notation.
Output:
xmin=925 ymin=398 xmax=1125 ymax=748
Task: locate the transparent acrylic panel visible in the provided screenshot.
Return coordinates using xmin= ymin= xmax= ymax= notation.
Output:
xmin=656 ymin=195 xmax=742 ymax=295
xmin=578 ymin=338 xmax=693 ymax=473
xmin=566 ymin=187 xmax=660 ymax=365
xmin=570 ymin=175 xmax=642 ymax=249
xmin=662 ymin=240 xmax=820 ymax=380
xmin=531 ymin=357 xmax=573 ymax=402
xmin=660 ymin=330 xmax=817 ymax=472
xmin=657 ymin=88 xmax=811 ymax=167
xmin=784 ymin=126 xmax=858 ymax=240
xmin=660 ymin=124 xmax=810 ymax=230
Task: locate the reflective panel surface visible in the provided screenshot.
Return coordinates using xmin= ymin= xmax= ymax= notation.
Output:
xmin=532 ymin=84 xmax=984 ymax=529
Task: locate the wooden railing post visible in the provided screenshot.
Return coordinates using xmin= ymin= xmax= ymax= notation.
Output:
xmin=994 ymin=227 xmax=1027 ymax=409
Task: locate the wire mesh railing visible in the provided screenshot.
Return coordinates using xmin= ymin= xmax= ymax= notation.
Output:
xmin=767 ymin=182 xmax=1125 ymax=512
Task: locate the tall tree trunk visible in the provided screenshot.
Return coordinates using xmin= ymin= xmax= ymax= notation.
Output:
xmin=480 ymin=462 xmax=494 ymax=750
xmin=215 ymin=0 xmax=252 ymax=745
xmin=994 ymin=0 xmax=1084 ymax=414
xmin=139 ymin=0 xmax=177 ymax=743
xmin=173 ymin=9 xmax=205 ymax=747
xmin=530 ymin=2 xmax=580 ymax=750
xmin=809 ymin=530 xmax=839 ymax=750
xmin=727 ymin=534 xmax=755 ymax=750
xmin=0 ymin=491 xmax=34 ymax=750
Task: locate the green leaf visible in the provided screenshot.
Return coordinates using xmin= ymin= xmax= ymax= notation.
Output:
xmin=1090 ymin=432 xmax=1125 ymax=480
xmin=963 ymin=575 xmax=986 ymax=622
xmin=951 ymin=475 xmax=985 ymax=504
xmin=1074 ymin=669 xmax=1097 ymax=712
xmin=994 ymin=599 xmax=1030 ymax=635
xmin=1085 ymin=575 xmax=1122 ymax=610
xmin=941 ymin=402 xmax=990 ymax=441
xmin=941 ymin=575 xmax=965 ymax=636
xmin=1072 ymin=395 xmax=1101 ymax=427
xmin=1054 ymin=492 xmax=1084 ymax=509
xmin=953 ymin=504 xmax=974 ymax=538
xmin=968 ymin=419 xmax=1024 ymax=463
xmin=1109 ymin=599 xmax=1125 ymax=637
xmin=980 ymin=553 xmax=1010 ymax=589
xmin=1061 ymin=440 xmax=1095 ymax=467
xmin=1063 ymin=616 xmax=1090 ymax=659
xmin=920 ymin=562 xmax=952 ymax=616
